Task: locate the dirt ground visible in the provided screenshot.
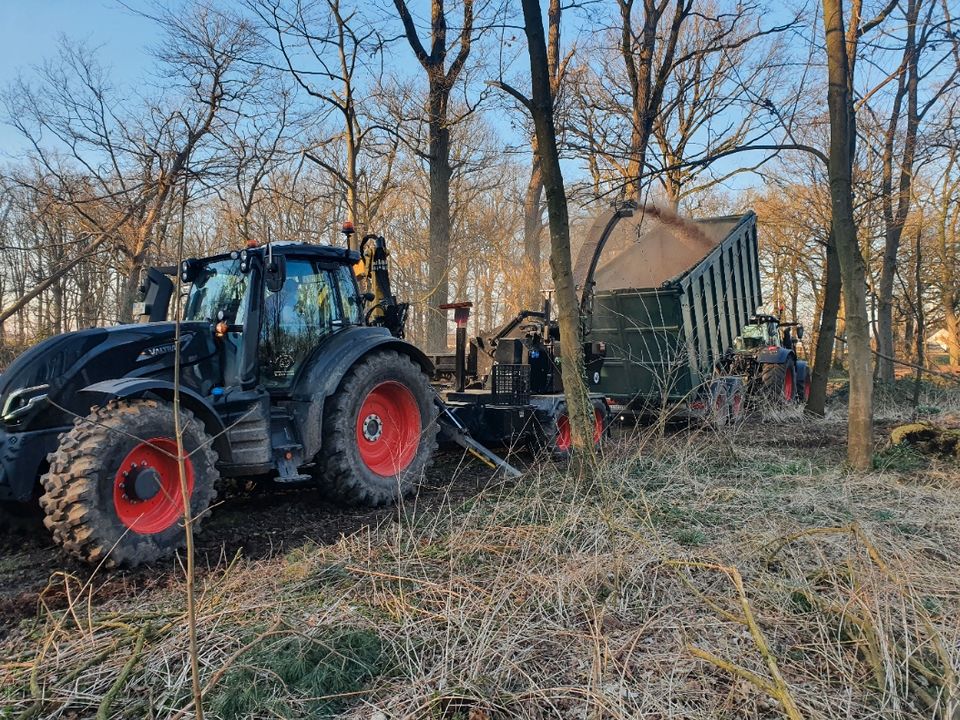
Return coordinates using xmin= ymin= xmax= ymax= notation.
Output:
xmin=0 ymin=449 xmax=496 ymax=637
xmin=3 ymin=405 xmax=957 ymax=719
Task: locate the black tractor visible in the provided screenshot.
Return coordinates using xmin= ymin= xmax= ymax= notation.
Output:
xmin=718 ymin=314 xmax=811 ymax=405
xmin=0 ymin=238 xmax=437 ymax=565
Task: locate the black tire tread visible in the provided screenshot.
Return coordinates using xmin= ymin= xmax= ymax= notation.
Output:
xmin=760 ymin=357 xmax=796 ymax=404
xmin=317 ymin=351 xmax=438 ymax=506
xmin=39 ymin=399 xmax=219 ymax=567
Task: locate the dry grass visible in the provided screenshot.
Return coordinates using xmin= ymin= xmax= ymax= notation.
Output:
xmin=1 ymin=405 xmax=959 ymax=719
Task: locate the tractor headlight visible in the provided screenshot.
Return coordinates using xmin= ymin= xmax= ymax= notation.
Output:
xmin=2 ymin=384 xmax=50 ymax=423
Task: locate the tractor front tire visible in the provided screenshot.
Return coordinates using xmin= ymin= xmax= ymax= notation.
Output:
xmin=39 ymin=399 xmax=219 ymax=567
xmin=318 ymin=350 xmax=438 ymax=505
xmin=761 ymin=357 xmax=797 ymax=404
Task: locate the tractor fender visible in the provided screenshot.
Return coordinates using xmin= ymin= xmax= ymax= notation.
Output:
xmin=79 ymin=379 xmax=232 ymax=463
xmin=756 ymin=347 xmax=794 ymax=365
xmin=290 ymin=327 xmax=435 ymax=459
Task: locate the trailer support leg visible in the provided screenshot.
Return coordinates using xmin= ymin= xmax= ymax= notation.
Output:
xmin=434 ymin=396 xmax=522 ymax=479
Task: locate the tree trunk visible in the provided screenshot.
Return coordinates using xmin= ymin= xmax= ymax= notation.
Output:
xmin=425 ymin=110 xmax=452 ymax=351
xmin=807 ymin=229 xmax=842 ymax=416
xmin=944 ymin=295 xmax=960 ymax=367
xmin=521 ymin=0 xmax=594 ymax=458
xmin=822 ymin=0 xmax=874 ymax=469
xmin=875 ymin=0 xmax=921 ymax=382
xmin=523 ymin=146 xmax=544 ymax=307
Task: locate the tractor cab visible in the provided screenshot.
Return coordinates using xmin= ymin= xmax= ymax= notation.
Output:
xmin=733 ymin=314 xmax=803 ymax=354
xmin=139 ymin=243 xmax=365 ymax=393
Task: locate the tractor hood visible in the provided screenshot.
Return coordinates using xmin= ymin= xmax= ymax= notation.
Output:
xmin=0 ymin=322 xmax=218 ymax=429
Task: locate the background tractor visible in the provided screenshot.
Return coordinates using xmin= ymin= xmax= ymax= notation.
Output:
xmin=0 ymin=237 xmax=437 ymax=566
xmin=720 ymin=314 xmax=811 ymax=405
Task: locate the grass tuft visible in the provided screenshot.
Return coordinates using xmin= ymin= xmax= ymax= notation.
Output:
xmin=212 ymin=628 xmax=386 ymax=719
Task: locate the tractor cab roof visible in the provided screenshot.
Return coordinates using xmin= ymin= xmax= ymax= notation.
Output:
xmin=248 ymin=241 xmax=360 ymax=263
xmin=178 ymin=242 xmax=360 ymax=269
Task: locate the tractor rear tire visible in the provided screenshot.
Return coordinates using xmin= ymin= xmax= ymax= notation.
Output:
xmin=761 ymin=357 xmax=796 ymax=404
xmin=317 ymin=350 xmax=438 ymax=506
xmin=39 ymin=399 xmax=219 ymax=567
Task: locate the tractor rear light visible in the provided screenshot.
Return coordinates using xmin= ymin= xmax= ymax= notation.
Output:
xmin=767 ymin=345 xmax=778 ymax=351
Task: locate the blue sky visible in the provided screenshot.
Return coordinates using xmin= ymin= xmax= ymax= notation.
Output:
xmin=0 ymin=1 xmax=799 ymax=197
xmin=0 ymin=1 xmax=158 ymax=151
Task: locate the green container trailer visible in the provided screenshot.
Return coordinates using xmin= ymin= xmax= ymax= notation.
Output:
xmin=574 ymin=205 xmax=762 ymax=414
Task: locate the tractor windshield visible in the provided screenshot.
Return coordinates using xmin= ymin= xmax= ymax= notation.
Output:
xmin=183 ymin=258 xmax=249 ymax=323
xmin=735 ymin=324 xmax=766 ymax=351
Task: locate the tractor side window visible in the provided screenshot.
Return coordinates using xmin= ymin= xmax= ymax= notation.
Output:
xmin=766 ymin=323 xmax=778 ymax=345
xmin=260 ymin=259 xmax=340 ymax=389
xmin=335 ymin=264 xmax=362 ymax=324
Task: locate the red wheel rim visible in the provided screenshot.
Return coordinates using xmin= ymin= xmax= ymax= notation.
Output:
xmin=784 ymin=369 xmax=794 ymax=401
xmin=556 ymin=409 xmax=604 ymax=452
xmin=113 ymin=438 xmax=194 ymax=534
xmin=715 ymin=393 xmax=726 ymax=416
xmin=804 ymin=376 xmax=811 ymax=402
xmin=356 ymin=381 xmax=421 ymax=476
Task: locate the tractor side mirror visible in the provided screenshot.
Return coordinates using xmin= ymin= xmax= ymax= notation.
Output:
xmin=796 ymin=325 xmax=804 ymax=340
xmin=265 ymin=254 xmax=287 ymax=294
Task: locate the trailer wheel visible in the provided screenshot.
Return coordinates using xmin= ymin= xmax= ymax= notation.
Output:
xmin=727 ymin=379 xmax=746 ymax=425
xmin=539 ymin=399 xmax=608 ymax=457
xmin=796 ymin=363 xmax=811 ymax=405
xmin=39 ymin=399 xmax=219 ymax=567
xmin=709 ymin=382 xmax=728 ymax=428
xmin=318 ymin=350 xmax=438 ymax=505
xmin=761 ymin=357 xmax=796 ymax=404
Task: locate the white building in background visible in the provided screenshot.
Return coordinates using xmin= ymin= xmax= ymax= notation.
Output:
xmin=926 ymin=328 xmax=952 ymax=351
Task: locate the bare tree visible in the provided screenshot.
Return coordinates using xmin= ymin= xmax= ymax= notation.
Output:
xmin=250 ymin=0 xmax=402 ymax=247
xmin=821 ymin=0 xmax=897 ymax=469
xmin=869 ymin=0 xmax=960 ymax=380
xmin=393 ymin=0 xmax=475 ymax=350
xmin=518 ymin=0 xmax=595 ymax=458
xmin=2 ymin=5 xmax=260 ymax=323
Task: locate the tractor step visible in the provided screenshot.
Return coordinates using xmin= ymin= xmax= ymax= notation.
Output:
xmin=273 ymin=443 xmax=311 ymax=483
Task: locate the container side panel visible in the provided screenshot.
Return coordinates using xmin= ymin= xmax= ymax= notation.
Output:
xmin=701 ymin=271 xmax=719 ymax=369
xmin=592 ymin=290 xmax=692 ymax=402
xmin=749 ymin=224 xmax=763 ymax=313
xmin=679 ymin=285 xmax=699 ymax=392
xmin=720 ymin=248 xmax=737 ymax=346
